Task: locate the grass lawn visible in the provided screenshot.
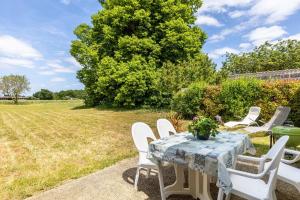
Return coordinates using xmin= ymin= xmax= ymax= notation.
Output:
xmin=0 ymin=100 xmax=166 ymax=199
xmin=0 ymin=100 xmax=297 ymax=199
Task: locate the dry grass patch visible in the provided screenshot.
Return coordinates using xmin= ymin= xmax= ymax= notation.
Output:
xmin=0 ymin=100 xmax=166 ymax=199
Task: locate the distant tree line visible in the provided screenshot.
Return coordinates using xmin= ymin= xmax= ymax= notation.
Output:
xmin=33 ymin=89 xmax=86 ymax=100
xmin=221 ymin=40 xmax=300 ymax=76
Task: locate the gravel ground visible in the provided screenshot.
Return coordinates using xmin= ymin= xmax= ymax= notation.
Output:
xmin=27 ymin=157 xmax=300 ymax=200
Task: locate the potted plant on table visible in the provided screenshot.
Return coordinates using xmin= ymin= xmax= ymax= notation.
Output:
xmin=188 ymin=116 xmax=219 ymax=140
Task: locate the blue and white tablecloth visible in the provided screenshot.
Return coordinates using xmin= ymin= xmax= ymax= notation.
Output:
xmin=148 ymin=132 xmax=256 ymax=193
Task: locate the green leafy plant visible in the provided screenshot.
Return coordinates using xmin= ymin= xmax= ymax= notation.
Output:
xmin=188 ymin=117 xmax=219 ymax=140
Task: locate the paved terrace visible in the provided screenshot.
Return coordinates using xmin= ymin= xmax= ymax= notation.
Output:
xmin=27 ymin=157 xmax=299 ymax=200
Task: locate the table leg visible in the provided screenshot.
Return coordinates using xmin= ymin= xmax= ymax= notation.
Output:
xmin=165 ymin=164 xmax=191 ymax=198
xmin=157 ymin=163 xmax=166 ymax=200
xmin=189 ymin=169 xmax=213 ymax=200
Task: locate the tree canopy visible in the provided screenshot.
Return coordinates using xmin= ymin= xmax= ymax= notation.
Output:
xmin=71 ymin=0 xmax=214 ymax=107
xmin=221 ymin=40 xmax=300 ymax=75
xmin=0 ymin=75 xmax=30 ymax=104
xmin=33 ymin=89 xmax=54 ymax=100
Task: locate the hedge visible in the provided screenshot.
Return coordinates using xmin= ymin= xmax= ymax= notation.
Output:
xmin=171 ymin=78 xmax=300 ymax=126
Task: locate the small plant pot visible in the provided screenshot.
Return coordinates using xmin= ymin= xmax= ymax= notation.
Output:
xmin=196 ymin=134 xmax=210 ymax=140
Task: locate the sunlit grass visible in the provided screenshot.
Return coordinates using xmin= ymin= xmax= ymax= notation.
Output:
xmin=0 ymin=101 xmax=298 ymax=199
xmin=0 ymin=100 xmax=166 ymax=199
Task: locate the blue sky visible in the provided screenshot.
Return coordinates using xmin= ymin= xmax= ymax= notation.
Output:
xmin=0 ymin=0 xmax=300 ymax=94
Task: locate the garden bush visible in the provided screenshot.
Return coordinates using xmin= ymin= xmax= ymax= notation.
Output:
xmin=171 ymin=82 xmax=207 ymax=118
xmin=172 ymin=78 xmax=300 ymax=126
xmin=220 ymin=78 xmax=262 ymax=120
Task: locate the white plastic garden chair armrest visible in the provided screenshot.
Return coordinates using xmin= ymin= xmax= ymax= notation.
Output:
xmin=237 ymin=155 xmax=264 ymax=162
xmin=238 ymin=155 xmax=266 ymax=172
xmin=227 ymin=168 xmax=265 ymax=179
xmin=282 ymin=149 xmax=300 ymax=164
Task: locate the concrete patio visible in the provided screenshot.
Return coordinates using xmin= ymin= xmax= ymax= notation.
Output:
xmin=27 ymin=157 xmax=300 ymax=200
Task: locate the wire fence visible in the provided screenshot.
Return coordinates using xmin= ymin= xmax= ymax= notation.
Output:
xmin=229 ymin=69 xmax=300 ymax=80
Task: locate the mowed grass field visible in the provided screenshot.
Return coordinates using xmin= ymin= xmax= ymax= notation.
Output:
xmin=0 ymin=100 xmax=297 ymax=200
xmin=0 ymin=100 xmax=167 ymax=199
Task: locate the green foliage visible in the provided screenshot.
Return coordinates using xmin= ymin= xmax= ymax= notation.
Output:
xmin=0 ymin=75 xmax=30 ymax=104
xmin=158 ymin=55 xmax=216 ymax=104
xmin=221 ymin=40 xmax=300 ymax=75
xmin=54 ymin=90 xmax=86 ymax=100
xmin=188 ymin=116 xmax=218 ymax=138
xmin=289 ymin=85 xmax=300 ymax=126
xmin=256 ymin=81 xmax=300 ymax=123
xmin=33 ymin=89 xmax=54 ymax=100
xmin=199 ymin=85 xmax=223 ymax=117
xmin=71 ymin=0 xmax=212 ymax=107
xmin=171 ymin=82 xmax=207 ymax=118
xmin=220 ymin=78 xmax=262 ymax=119
xmin=172 ymin=79 xmax=300 ymax=126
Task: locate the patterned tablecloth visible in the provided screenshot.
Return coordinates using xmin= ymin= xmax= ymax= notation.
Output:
xmin=148 ymin=132 xmax=256 ymax=193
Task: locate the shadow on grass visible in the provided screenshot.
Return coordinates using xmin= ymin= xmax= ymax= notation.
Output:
xmin=72 ymin=103 xmax=169 ymax=113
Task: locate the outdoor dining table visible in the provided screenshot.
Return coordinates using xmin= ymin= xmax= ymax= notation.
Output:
xmin=148 ymin=131 xmax=256 ymax=200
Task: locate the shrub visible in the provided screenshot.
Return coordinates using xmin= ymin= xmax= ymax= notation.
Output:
xmin=199 ymin=85 xmax=223 ymax=118
xmin=289 ymin=85 xmax=300 ymax=126
xmin=256 ymin=80 xmax=300 ymax=125
xmin=220 ymin=78 xmax=262 ymax=120
xmin=171 ymin=82 xmax=207 ymax=118
xmin=171 ymin=78 xmax=300 ymax=126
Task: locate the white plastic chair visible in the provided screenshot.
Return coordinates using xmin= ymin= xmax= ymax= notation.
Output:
xmin=217 ymin=136 xmax=289 ymax=200
xmin=224 ymin=107 xmax=261 ymax=128
xmin=131 ymin=122 xmax=158 ymax=190
xmin=157 ymin=118 xmax=177 ymax=139
xmin=276 ymin=149 xmax=300 ymax=192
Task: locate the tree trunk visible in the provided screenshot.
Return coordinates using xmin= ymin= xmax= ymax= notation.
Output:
xmin=14 ymin=93 xmax=18 ymax=104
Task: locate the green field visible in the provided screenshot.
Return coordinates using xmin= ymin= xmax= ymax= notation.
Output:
xmin=0 ymin=100 xmax=166 ymax=199
xmin=0 ymin=100 xmax=293 ymax=199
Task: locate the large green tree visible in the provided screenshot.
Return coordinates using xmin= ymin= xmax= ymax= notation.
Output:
xmin=71 ymin=0 xmax=211 ymax=107
xmin=221 ymin=40 xmax=300 ymax=75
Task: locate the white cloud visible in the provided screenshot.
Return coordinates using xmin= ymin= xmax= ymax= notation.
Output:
xmin=0 ymin=35 xmax=42 ymax=60
xmin=64 ymin=57 xmax=82 ymax=69
xmin=195 ymin=15 xmax=223 ymax=27
xmin=247 ymin=26 xmax=287 ymax=46
xmin=50 ymin=77 xmax=66 ymax=82
xmin=228 ymin=10 xmax=246 ymax=18
xmin=47 ymin=62 xmax=75 ymax=73
xmin=239 ymin=43 xmax=252 ymax=49
xmin=60 ymin=0 xmax=71 ymax=5
xmin=0 ymin=57 xmax=34 ymax=68
xmin=198 ymin=0 xmax=253 ymax=13
xmin=208 ymin=47 xmax=239 ymax=59
xmin=38 ymin=71 xmax=56 ymax=75
xmin=249 ymin=0 xmax=300 ymax=24
xmin=285 ymin=33 xmax=300 ymax=40
xmin=209 ymin=22 xmax=251 ymax=42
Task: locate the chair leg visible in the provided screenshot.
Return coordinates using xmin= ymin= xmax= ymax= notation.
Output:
xmin=217 ymin=188 xmax=224 ymax=200
xmin=134 ymin=167 xmax=140 ymax=190
xmin=146 ymin=168 xmax=150 ymax=178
